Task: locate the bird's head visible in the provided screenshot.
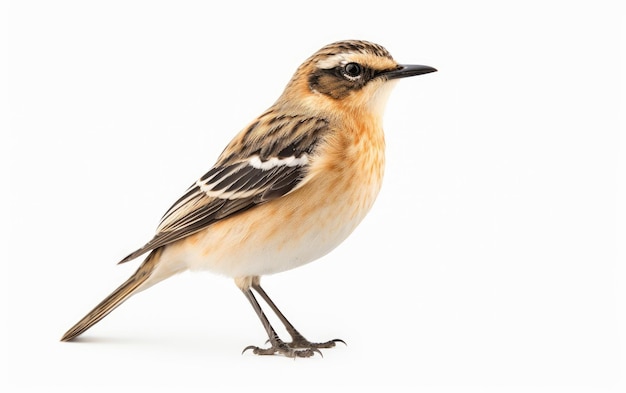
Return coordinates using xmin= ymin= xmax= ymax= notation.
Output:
xmin=280 ymin=40 xmax=436 ymax=118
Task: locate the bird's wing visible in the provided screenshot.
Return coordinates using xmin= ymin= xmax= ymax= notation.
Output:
xmin=119 ymin=113 xmax=330 ymax=263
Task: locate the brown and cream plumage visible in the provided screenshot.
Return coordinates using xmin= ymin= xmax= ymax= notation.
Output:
xmin=61 ymin=40 xmax=436 ymax=357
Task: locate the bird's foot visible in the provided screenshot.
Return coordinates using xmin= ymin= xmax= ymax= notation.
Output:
xmin=242 ymin=338 xmax=322 ymax=358
xmin=242 ymin=334 xmax=346 ymax=358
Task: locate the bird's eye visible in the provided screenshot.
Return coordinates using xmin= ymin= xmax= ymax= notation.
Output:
xmin=342 ymin=62 xmax=363 ymax=81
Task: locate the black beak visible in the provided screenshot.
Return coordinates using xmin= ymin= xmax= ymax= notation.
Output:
xmin=384 ymin=64 xmax=437 ymax=80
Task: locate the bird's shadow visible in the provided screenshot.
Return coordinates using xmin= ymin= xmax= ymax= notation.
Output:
xmin=63 ymin=335 xmax=138 ymax=345
xmin=61 ymin=333 xmax=245 ymax=355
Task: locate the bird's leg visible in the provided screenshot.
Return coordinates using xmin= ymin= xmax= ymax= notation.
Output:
xmin=251 ymin=283 xmax=345 ymax=349
xmin=240 ymin=288 xmax=320 ymax=357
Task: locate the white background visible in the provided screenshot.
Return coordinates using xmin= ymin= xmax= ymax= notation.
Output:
xmin=3 ymin=0 xmax=625 ymax=392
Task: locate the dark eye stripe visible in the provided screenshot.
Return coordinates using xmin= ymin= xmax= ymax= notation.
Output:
xmin=308 ymin=65 xmax=376 ymax=99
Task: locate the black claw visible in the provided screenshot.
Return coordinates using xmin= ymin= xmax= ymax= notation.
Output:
xmin=332 ymin=338 xmax=347 ymax=347
xmin=241 ymin=345 xmax=257 ymax=355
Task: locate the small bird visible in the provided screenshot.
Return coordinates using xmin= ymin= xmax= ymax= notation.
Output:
xmin=61 ymin=40 xmax=436 ymax=357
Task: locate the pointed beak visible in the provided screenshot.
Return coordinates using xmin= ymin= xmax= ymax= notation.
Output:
xmin=383 ymin=64 xmax=437 ymax=80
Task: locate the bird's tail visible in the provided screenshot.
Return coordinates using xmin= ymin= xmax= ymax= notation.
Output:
xmin=60 ymin=250 xmax=161 ymax=342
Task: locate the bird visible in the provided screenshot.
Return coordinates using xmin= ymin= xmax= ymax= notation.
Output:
xmin=60 ymin=40 xmax=436 ymax=357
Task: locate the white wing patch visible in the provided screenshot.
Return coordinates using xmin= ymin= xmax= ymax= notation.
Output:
xmin=249 ymin=155 xmax=309 ymax=170
xmin=194 ymin=154 xmax=309 ymax=200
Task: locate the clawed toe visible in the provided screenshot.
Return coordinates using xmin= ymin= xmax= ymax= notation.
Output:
xmin=290 ymin=337 xmax=346 ymax=349
xmin=242 ymin=342 xmax=322 ymax=358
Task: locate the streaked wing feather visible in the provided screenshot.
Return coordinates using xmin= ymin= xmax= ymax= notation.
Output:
xmin=118 ymin=112 xmax=330 ymax=264
xmin=260 ymin=167 xmax=301 ymax=201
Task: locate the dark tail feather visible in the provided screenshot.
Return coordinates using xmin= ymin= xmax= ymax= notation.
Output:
xmin=60 ymin=251 xmax=160 ymax=342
